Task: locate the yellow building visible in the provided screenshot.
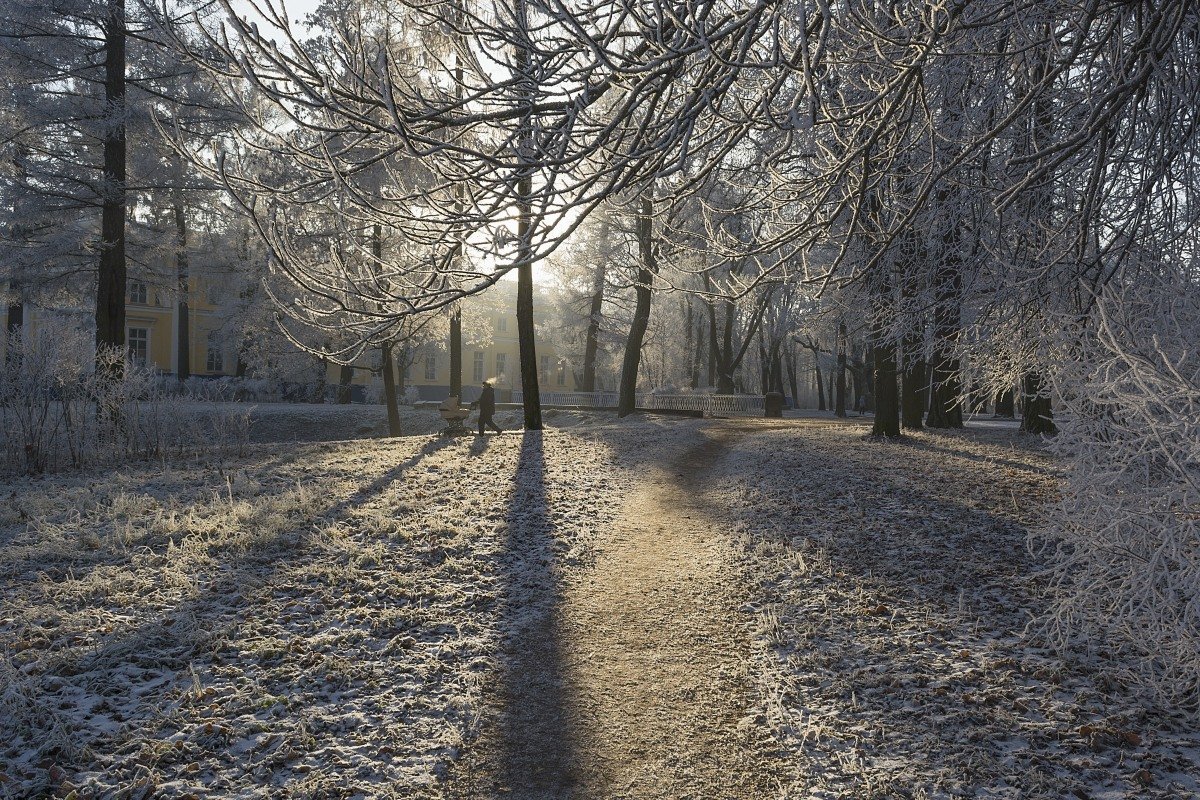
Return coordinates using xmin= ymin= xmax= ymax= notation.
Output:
xmin=123 ymin=275 xmax=234 ymax=378
xmin=3 ymin=276 xmax=578 ymax=401
xmin=1 ymin=274 xmax=234 ymax=378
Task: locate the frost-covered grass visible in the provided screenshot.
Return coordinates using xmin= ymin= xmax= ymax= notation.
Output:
xmin=236 ymin=403 xmax=612 ymax=444
xmin=5 ymin=413 xmax=1197 ymax=799
xmin=0 ymin=417 xmax=645 ymax=798
xmin=713 ymin=418 xmax=1200 ymax=799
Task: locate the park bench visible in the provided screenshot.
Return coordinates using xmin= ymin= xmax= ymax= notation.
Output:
xmin=438 ymin=395 xmax=472 ymax=435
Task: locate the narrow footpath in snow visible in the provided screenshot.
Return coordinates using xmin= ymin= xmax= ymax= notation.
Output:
xmin=451 ymin=425 xmax=779 ymax=799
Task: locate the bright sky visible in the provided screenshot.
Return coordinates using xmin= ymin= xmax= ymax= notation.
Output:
xmin=228 ymin=0 xmax=322 ymax=28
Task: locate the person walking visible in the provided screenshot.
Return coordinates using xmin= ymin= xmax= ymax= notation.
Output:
xmin=471 ymin=379 xmax=503 ymax=435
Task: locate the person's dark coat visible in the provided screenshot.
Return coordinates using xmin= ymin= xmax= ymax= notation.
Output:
xmin=478 ymin=384 xmax=496 ymax=420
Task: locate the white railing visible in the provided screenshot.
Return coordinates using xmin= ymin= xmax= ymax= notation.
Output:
xmin=640 ymin=394 xmax=766 ymax=414
xmin=511 ymin=390 xmax=620 ymax=407
xmin=511 ymin=390 xmax=765 ymax=415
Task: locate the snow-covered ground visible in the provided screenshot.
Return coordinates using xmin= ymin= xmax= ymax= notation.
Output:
xmin=0 ymin=414 xmax=680 ymax=798
xmin=226 ymin=402 xmax=614 ymax=444
xmin=709 ymin=418 xmax=1200 ymax=799
xmin=2 ymin=413 xmax=1197 ymax=798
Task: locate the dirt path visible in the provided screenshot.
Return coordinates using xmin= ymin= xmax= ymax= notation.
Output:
xmin=451 ymin=424 xmax=777 ymax=799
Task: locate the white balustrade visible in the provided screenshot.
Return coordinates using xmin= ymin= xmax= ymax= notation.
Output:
xmin=510 ymin=390 xmax=765 ymax=415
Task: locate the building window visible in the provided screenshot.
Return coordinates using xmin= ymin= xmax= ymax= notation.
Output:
xmin=205 ymin=331 xmax=223 ymax=372
xmin=495 ymin=353 xmax=506 ymax=380
xmin=557 ymin=361 xmax=567 ymax=386
xmin=540 ymin=355 xmax=550 ymax=384
xmin=128 ymin=280 xmax=148 ymax=305
xmin=473 ymin=351 xmax=485 ymax=383
xmin=424 ymin=355 xmax=437 ymax=381
xmin=496 ymin=315 xmax=507 ymax=333
xmin=127 ymin=327 xmax=149 ymax=367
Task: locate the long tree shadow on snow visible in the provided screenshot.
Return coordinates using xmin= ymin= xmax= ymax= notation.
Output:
xmin=38 ymin=435 xmax=461 ymax=736
xmin=462 ymin=429 xmax=580 ymax=797
xmin=664 ymin=421 xmax=1104 ymax=794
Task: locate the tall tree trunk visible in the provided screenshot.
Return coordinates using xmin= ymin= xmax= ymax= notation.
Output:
xmin=445 ymin=8 xmax=466 ymax=404
xmin=758 ymin=340 xmax=769 ymax=395
xmin=514 ymin=0 xmax=541 ymax=430
xmin=813 ymin=349 xmax=826 ymax=411
xmin=7 ymin=155 xmax=27 ymax=367
xmin=381 ymin=341 xmax=401 ymax=436
xmin=370 ymin=222 xmax=400 ymax=434
xmin=717 ymin=300 xmax=737 ymax=393
xmin=173 ymin=190 xmax=190 ymax=380
xmin=835 ymin=320 xmax=848 ymax=417
xmin=925 ymin=303 xmax=963 ymax=427
xmin=995 ymin=388 xmax=1015 ymax=418
xmin=515 ymin=195 xmax=541 ymax=428
xmin=337 ymin=364 xmax=353 ymax=404
xmin=827 ymin=365 xmax=834 ymax=409
xmin=96 ymin=0 xmax=127 ymax=377
xmin=871 ymin=275 xmax=901 ymax=438
xmin=449 ymin=308 xmax=462 ymax=398
xmin=851 ymin=365 xmax=860 ymax=410
xmin=690 ymin=317 xmax=704 ymax=389
xmin=314 ymin=357 xmax=328 ymax=403
xmin=871 ymin=337 xmax=901 ymax=437
xmin=770 ymin=341 xmax=785 ymax=395
xmin=581 ymin=256 xmax=605 ymax=392
xmin=786 ymin=347 xmax=799 ymax=408
xmin=396 ymin=347 xmax=407 ymax=394
xmin=899 ymin=259 xmax=925 ymax=429
xmin=1021 ymin=372 xmax=1056 ymax=434
xmin=706 ymin=298 xmax=718 ymax=387
xmin=901 ymin=355 xmax=926 ymax=429
xmin=926 ymin=205 xmax=964 ymax=428
xmin=683 ymin=298 xmax=694 ymax=387
xmin=618 ymin=194 xmax=657 ymax=417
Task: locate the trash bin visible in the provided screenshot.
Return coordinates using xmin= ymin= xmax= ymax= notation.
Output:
xmin=765 ymin=392 xmax=784 ymax=418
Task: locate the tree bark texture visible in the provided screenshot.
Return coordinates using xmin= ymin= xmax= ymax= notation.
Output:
xmin=515 ymin=1 xmax=542 ymax=430
xmin=870 ymin=277 xmax=901 ymax=438
xmin=96 ymin=0 xmax=127 ymax=377
xmin=618 ymin=194 xmax=657 ymax=417
xmin=449 ymin=308 xmax=462 ymax=398
xmin=581 ymin=257 xmax=606 ymax=392
xmin=174 ymin=193 xmax=190 ymax=380
xmin=835 ymin=321 xmax=848 ymax=418
xmin=381 ymin=341 xmax=401 ymax=436
xmin=337 ymin=364 xmax=353 ymax=404
xmin=786 ymin=348 xmax=799 ymax=408
xmin=1021 ymin=372 xmax=1056 ymax=434
xmin=995 ymin=388 xmax=1016 ymax=417
xmin=813 ymin=348 xmax=826 ymax=411
xmin=925 ymin=210 xmax=964 ymax=428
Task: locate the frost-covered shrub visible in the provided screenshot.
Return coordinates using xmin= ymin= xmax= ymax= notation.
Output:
xmin=229 ymin=377 xmax=280 ymax=402
xmin=364 ymin=381 xmax=385 ymax=405
xmin=0 ymin=321 xmax=251 ymax=475
xmin=193 ymin=376 xmax=283 ymax=402
xmin=1037 ymin=269 xmax=1200 ymax=714
xmin=363 ymin=380 xmax=413 ymax=405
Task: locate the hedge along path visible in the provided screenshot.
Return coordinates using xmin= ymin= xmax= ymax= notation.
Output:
xmin=450 ymin=423 xmax=779 ymax=799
